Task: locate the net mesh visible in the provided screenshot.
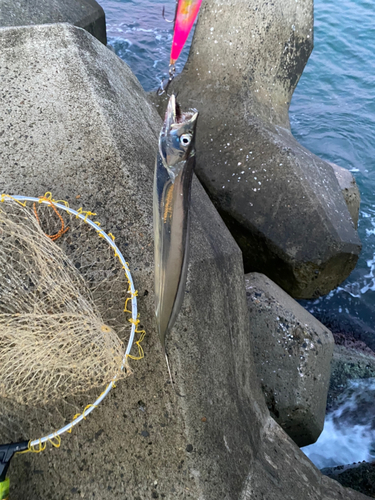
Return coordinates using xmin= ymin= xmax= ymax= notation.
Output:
xmin=0 ymin=198 xmax=129 ymax=407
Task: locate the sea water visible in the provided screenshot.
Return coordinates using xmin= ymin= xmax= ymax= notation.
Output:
xmin=302 ymin=379 xmax=375 ymax=468
xmin=291 ymin=0 xmax=375 ymax=333
xmin=97 ymin=0 xmax=194 ymax=91
xmin=97 ymin=0 xmax=375 ymax=467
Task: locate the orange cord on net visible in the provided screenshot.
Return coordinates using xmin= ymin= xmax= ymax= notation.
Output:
xmin=33 ymin=197 xmax=69 ymax=241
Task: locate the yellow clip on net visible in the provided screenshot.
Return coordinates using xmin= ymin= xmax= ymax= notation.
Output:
xmin=0 ymin=193 xmax=145 ymax=452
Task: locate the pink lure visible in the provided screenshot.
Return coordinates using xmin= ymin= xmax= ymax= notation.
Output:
xmin=170 ymin=0 xmax=202 ymax=64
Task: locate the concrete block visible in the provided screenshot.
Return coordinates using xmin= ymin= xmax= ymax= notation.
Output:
xmin=330 ymin=162 xmax=360 ymax=229
xmin=245 ymin=272 xmax=334 ymax=447
xmin=0 ymin=0 xmax=106 ymax=44
xmin=155 ymin=0 xmax=362 ymax=299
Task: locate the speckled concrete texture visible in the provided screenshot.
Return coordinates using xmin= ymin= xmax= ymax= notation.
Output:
xmin=245 ymin=272 xmax=333 ymax=447
xmin=0 ymin=0 xmax=106 ymax=44
xmin=0 ymin=22 xmax=261 ymax=500
xmin=0 ymin=23 xmax=370 ymax=500
xmin=330 ymin=162 xmax=361 ymax=229
xmin=154 ymin=0 xmax=362 ymax=299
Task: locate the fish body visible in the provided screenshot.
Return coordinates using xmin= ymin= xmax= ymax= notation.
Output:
xmin=170 ymin=0 xmax=203 ymax=64
xmin=153 ymin=94 xmax=198 ymax=362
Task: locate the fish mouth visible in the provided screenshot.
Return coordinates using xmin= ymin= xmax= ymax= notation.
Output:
xmin=162 ymin=94 xmax=198 ymax=136
xmin=159 ymin=94 xmax=198 ymax=170
xmin=174 ymin=99 xmax=197 ymax=124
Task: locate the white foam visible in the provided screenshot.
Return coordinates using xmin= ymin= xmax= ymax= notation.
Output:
xmin=302 ymin=379 xmax=375 ymax=469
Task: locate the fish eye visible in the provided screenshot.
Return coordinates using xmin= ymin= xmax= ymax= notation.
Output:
xmin=180 ymin=134 xmax=192 ymax=147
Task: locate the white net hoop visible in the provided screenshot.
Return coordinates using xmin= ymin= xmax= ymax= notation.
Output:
xmin=0 ymin=194 xmax=138 ymax=450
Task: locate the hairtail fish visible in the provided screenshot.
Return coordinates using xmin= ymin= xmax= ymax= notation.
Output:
xmin=170 ymin=0 xmax=203 ymax=65
xmin=153 ymin=94 xmax=198 ymax=394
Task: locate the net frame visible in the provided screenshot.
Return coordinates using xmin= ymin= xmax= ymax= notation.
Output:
xmin=0 ymin=194 xmax=138 ymax=450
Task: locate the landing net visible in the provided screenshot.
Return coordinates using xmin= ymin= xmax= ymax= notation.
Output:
xmin=0 ymin=194 xmax=142 ymax=449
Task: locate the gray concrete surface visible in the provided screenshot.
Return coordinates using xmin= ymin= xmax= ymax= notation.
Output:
xmin=154 ymin=0 xmax=361 ymax=299
xmin=330 ymin=162 xmax=360 ymax=229
xmin=245 ymin=273 xmax=334 ymax=447
xmin=0 ymin=23 xmax=370 ymax=500
xmin=0 ymin=0 xmax=106 ymax=44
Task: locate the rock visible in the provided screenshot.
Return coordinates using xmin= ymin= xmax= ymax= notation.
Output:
xmin=316 ymin=311 xmax=375 ymax=354
xmin=303 ymin=377 xmax=375 ymax=472
xmin=0 ymin=23 xmax=370 ymax=500
xmin=245 ymin=272 xmax=333 ymax=447
xmin=0 ymin=0 xmax=106 ymax=44
xmin=322 ymin=463 xmax=375 ymax=499
xmin=240 ymin=421 xmax=372 ymax=500
xmin=330 ymin=162 xmax=360 ymax=229
xmin=155 ymin=0 xmax=361 ymax=299
xmin=328 ymin=345 xmax=375 ymax=412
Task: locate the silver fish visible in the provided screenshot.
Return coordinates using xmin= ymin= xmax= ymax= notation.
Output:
xmin=153 ymin=94 xmax=198 ymax=389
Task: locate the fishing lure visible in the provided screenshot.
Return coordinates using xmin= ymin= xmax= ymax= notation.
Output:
xmin=153 ymin=94 xmax=198 ymax=392
xmin=158 ymin=0 xmax=202 ymax=94
xmin=170 ymin=0 xmax=202 ymax=65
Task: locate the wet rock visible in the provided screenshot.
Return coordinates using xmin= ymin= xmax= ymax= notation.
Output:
xmin=322 ymin=462 xmax=375 ymax=499
xmin=302 ymin=377 xmax=375 ymax=471
xmin=245 ymin=272 xmax=333 ymax=447
xmin=330 ymin=162 xmax=360 ymax=229
xmin=332 ymin=332 xmax=375 ymax=357
xmin=328 ymin=345 xmax=375 ymax=412
xmin=0 ymin=23 xmax=370 ymax=500
xmin=0 ymin=0 xmax=106 ymax=44
xmin=155 ymin=0 xmax=361 ymax=299
xmin=316 ymin=311 xmax=375 ymax=354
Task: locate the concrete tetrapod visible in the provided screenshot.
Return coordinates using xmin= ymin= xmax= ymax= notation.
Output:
xmin=245 ymin=272 xmax=334 ymax=447
xmin=157 ymin=0 xmax=362 ymax=299
xmin=0 ymin=24 xmax=370 ymax=500
xmin=330 ymin=162 xmax=361 ymax=229
xmin=0 ymin=0 xmax=106 ymax=44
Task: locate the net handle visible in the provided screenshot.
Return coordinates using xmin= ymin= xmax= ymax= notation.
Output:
xmin=6 ymin=195 xmax=138 ymax=447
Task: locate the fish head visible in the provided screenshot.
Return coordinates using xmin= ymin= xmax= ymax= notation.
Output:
xmin=159 ymin=94 xmax=198 ymax=176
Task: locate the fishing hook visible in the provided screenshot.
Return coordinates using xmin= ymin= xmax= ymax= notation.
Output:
xmin=157 ymin=64 xmax=176 ymax=96
xmin=162 ymin=5 xmax=175 ymax=23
